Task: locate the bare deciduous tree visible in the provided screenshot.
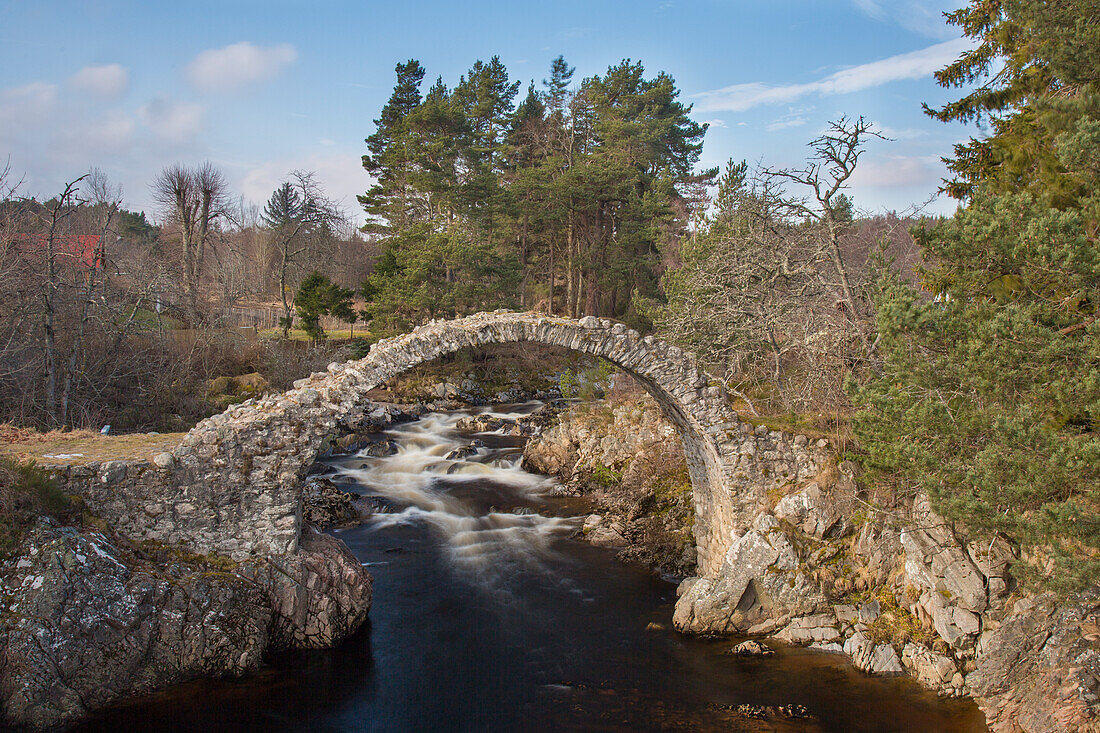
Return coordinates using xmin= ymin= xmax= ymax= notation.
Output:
xmin=768 ymin=116 xmax=886 ymax=357
xmin=262 ymin=171 xmax=345 ymax=337
xmin=152 ymin=162 xmax=230 ymax=322
xmin=58 ymin=169 xmax=121 ymax=425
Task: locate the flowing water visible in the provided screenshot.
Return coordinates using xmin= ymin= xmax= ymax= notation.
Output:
xmin=80 ymin=403 xmax=988 ymax=732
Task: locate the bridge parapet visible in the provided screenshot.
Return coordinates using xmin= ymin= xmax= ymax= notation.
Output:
xmin=65 ymin=311 xmax=827 ymax=574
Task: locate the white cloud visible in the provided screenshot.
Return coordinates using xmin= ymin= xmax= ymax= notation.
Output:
xmin=850 ymin=154 xmax=942 ymax=188
xmin=851 ymin=0 xmax=959 ymax=38
xmin=186 ymin=42 xmax=297 ymax=93
xmin=0 ymin=82 xmax=58 ymax=126
xmin=693 ymin=37 xmax=972 ymax=113
xmin=702 ymin=118 xmax=727 ymax=129
xmin=59 ymin=111 xmax=136 ymax=153
xmin=138 ymin=98 xmax=204 ymax=142
xmin=69 ymin=64 xmax=129 ymax=98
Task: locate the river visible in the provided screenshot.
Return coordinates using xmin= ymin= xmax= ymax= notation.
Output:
xmin=79 ymin=403 xmax=988 ymax=732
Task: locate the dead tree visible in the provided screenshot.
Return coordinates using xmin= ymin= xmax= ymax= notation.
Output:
xmin=768 ymin=116 xmax=886 ymax=358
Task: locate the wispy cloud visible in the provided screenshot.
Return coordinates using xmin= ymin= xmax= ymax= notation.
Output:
xmin=186 ymin=42 xmax=297 ymax=93
xmin=69 ymin=64 xmax=129 ymax=98
xmin=850 ymin=154 xmax=942 ymax=188
xmin=693 ymin=37 xmax=971 ymax=113
xmin=702 ymin=118 xmax=727 ymax=129
xmin=851 ymin=0 xmax=959 ymax=39
xmin=766 ymin=108 xmax=811 ymax=132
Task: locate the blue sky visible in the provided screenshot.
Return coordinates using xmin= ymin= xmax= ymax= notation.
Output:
xmin=0 ymin=0 xmax=977 ymax=223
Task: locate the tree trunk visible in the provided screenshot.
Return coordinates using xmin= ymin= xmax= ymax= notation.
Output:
xmin=826 ymin=224 xmax=872 ymax=355
xmin=280 ymin=243 xmax=292 ymax=338
xmin=565 ymin=217 xmax=574 ymax=316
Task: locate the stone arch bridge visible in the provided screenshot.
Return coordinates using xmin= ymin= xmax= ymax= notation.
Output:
xmin=73 ymin=311 xmax=826 ymax=577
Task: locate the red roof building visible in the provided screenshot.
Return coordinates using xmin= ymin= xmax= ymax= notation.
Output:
xmin=10 ymin=233 xmax=103 ymax=269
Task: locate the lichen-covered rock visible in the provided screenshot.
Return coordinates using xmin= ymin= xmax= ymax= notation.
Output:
xmin=0 ymin=521 xmax=372 ymax=729
xmin=967 ymin=592 xmax=1100 ymax=733
xmin=241 ymin=528 xmax=372 ymax=650
xmin=301 ymin=477 xmax=363 ymax=528
xmin=0 ymin=522 xmax=272 ymax=729
xmin=673 ymin=514 xmax=826 ymax=634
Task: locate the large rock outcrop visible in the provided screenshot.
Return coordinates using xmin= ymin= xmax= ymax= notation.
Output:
xmin=0 ymin=520 xmax=371 ymax=729
xmin=528 ymin=390 xmax=1100 ymax=732
xmin=967 ymin=592 xmax=1100 ymax=733
xmin=673 ymin=513 xmax=827 ymax=633
xmin=521 ymin=397 xmax=698 ymax=574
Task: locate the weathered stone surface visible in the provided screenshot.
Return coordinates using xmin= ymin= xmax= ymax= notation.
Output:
xmin=0 ymin=521 xmax=371 ymax=729
xmin=843 ymin=633 xmax=904 ymax=676
xmin=774 ymin=482 xmax=849 ymax=539
xmin=902 ymin=643 xmax=960 ymax=694
xmin=774 ymin=613 xmax=842 ymax=644
xmin=968 ymin=592 xmax=1100 ymax=733
xmin=673 ymin=514 xmax=826 ymax=634
xmin=301 ymin=477 xmax=362 ymax=528
xmin=0 ymin=522 xmax=271 ymax=729
xmin=240 ymin=528 xmax=372 ymax=650
xmin=902 ymin=496 xmax=988 ymax=616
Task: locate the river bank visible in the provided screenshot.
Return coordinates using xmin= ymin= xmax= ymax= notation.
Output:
xmin=75 ymin=403 xmax=986 ymax=732
xmin=520 ymin=391 xmax=1100 ymax=732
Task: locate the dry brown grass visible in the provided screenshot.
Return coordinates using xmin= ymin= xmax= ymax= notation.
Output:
xmin=0 ymin=424 xmax=185 ymax=465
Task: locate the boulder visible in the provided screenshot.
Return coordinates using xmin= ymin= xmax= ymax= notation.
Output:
xmin=843 ymin=632 xmax=904 ymax=676
xmin=301 ymin=477 xmax=362 ymax=528
xmin=901 ymin=643 xmax=959 ymax=693
xmin=362 ymin=439 xmax=399 ymax=458
xmin=773 ymin=482 xmax=850 ymax=539
xmin=445 ymin=443 xmax=482 ymax=460
xmin=673 ymin=514 xmax=827 ymax=634
xmin=0 ymin=521 xmax=373 ymax=729
xmin=0 ymin=523 xmax=271 ymax=729
xmin=728 ymin=639 xmax=775 ymax=656
xmin=240 ymin=528 xmax=372 ymax=650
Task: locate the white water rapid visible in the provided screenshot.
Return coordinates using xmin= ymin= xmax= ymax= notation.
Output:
xmin=330 ymin=404 xmax=579 ymax=576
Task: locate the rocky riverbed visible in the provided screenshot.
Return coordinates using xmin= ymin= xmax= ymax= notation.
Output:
xmin=521 ymin=392 xmax=1100 ymax=733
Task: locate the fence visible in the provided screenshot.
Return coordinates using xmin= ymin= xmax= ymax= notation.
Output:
xmin=221 ymin=304 xmax=365 ymax=332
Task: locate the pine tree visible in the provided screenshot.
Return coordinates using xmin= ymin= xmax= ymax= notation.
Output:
xmin=293 ymin=272 xmax=354 ymax=342
xmin=359 ymin=60 xmax=426 ymax=234
xmin=857 ymin=0 xmax=1100 ymax=591
xmin=543 ymin=55 xmax=575 ymax=114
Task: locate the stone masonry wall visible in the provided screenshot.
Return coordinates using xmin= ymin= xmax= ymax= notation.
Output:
xmin=50 ymin=311 xmax=818 ymax=579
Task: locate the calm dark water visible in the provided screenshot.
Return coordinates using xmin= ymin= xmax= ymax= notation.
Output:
xmin=79 ymin=405 xmax=988 ymax=732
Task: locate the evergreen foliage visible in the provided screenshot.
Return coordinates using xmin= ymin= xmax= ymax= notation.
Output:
xmin=859 ymin=0 xmax=1100 ymax=591
xmin=358 ymin=55 xmax=712 ymax=330
xmin=293 ymin=272 xmax=354 ymax=341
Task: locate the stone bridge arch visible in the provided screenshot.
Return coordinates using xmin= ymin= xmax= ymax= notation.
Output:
xmin=88 ymin=312 xmax=826 ymax=577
